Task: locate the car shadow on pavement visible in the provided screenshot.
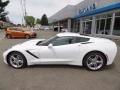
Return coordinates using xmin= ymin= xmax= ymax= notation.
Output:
xmin=105 ymin=63 xmax=116 ymax=69
xmin=28 ymin=64 xmax=85 ymax=70
xmin=27 ymin=63 xmax=116 ymax=71
xmin=4 ymin=37 xmax=36 ymax=39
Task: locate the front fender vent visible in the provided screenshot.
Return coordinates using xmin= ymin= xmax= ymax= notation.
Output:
xmin=26 ymin=50 xmax=39 ymax=59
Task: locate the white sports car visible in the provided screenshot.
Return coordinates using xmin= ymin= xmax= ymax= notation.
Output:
xmin=3 ymin=33 xmax=117 ymax=71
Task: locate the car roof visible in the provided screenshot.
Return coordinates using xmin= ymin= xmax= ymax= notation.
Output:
xmin=57 ymin=32 xmax=81 ymax=37
xmin=8 ymin=27 xmax=32 ymax=31
xmin=57 ymin=32 xmax=92 ymax=38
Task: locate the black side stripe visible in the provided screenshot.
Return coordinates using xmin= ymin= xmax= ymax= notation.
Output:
xmin=81 ymin=42 xmax=93 ymax=44
xmin=26 ymin=50 xmax=39 ymax=59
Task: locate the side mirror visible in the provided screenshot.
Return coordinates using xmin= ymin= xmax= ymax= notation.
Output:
xmin=48 ymin=43 xmax=53 ymax=48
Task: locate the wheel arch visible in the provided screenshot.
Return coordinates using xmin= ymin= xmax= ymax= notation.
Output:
xmin=82 ymin=50 xmax=108 ymax=66
xmin=24 ymin=34 xmax=30 ymax=36
xmin=24 ymin=34 xmax=31 ymax=38
xmin=6 ymin=34 xmax=10 ymax=36
xmin=6 ymin=34 xmax=12 ymax=37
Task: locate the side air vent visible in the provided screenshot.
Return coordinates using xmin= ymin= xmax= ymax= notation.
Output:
xmin=26 ymin=50 xmax=39 ymax=59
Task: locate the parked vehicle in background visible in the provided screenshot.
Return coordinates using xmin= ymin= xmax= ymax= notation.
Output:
xmin=53 ymin=26 xmax=63 ymax=32
xmin=40 ymin=26 xmax=52 ymax=31
xmin=44 ymin=27 xmax=50 ymax=31
xmin=61 ymin=28 xmax=69 ymax=32
xmin=5 ymin=27 xmax=37 ymax=39
xmin=33 ymin=27 xmax=40 ymax=31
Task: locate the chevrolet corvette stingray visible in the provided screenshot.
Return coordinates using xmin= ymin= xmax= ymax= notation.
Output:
xmin=3 ymin=33 xmax=117 ymax=71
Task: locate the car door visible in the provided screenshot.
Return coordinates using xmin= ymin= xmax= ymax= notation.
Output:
xmin=10 ymin=28 xmax=18 ymax=37
xmin=11 ymin=28 xmax=21 ymax=37
xmin=51 ymin=36 xmax=81 ymax=61
xmin=28 ymin=36 xmax=60 ymax=64
xmin=35 ymin=36 xmax=81 ymax=64
xmin=15 ymin=28 xmax=25 ymax=37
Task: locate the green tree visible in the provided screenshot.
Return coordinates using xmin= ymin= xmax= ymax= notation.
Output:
xmin=36 ymin=18 xmax=41 ymax=24
xmin=0 ymin=0 xmax=9 ymax=21
xmin=25 ymin=16 xmax=35 ymax=27
xmin=41 ymin=14 xmax=48 ymax=25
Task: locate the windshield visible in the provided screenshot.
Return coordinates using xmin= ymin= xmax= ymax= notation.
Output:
xmin=22 ymin=28 xmax=34 ymax=31
xmin=38 ymin=36 xmax=58 ymax=46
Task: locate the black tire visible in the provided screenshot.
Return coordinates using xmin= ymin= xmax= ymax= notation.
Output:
xmin=6 ymin=34 xmax=12 ymax=39
xmin=25 ymin=35 xmax=30 ymax=39
xmin=83 ymin=52 xmax=107 ymax=71
xmin=7 ymin=52 xmax=27 ymax=69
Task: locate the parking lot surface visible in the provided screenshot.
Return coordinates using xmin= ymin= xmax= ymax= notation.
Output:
xmin=0 ymin=30 xmax=120 ymax=90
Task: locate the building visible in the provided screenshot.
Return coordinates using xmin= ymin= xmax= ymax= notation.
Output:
xmin=49 ymin=0 xmax=120 ymax=39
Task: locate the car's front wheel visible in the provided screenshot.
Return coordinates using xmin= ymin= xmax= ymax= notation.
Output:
xmin=7 ymin=52 xmax=27 ymax=69
xmin=83 ymin=52 xmax=107 ymax=71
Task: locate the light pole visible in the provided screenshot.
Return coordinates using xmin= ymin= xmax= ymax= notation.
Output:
xmin=20 ymin=0 xmax=27 ymax=26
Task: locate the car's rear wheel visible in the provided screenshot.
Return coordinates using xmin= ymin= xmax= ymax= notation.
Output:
xmin=6 ymin=34 xmax=12 ymax=39
xmin=25 ymin=35 xmax=30 ymax=39
xmin=7 ymin=52 xmax=27 ymax=69
xmin=83 ymin=52 xmax=107 ymax=71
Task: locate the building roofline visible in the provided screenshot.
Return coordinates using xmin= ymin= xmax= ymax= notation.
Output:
xmin=49 ymin=5 xmax=74 ymax=18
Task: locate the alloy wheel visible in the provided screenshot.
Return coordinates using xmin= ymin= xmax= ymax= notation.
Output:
xmin=86 ymin=54 xmax=104 ymax=70
xmin=9 ymin=54 xmax=24 ymax=68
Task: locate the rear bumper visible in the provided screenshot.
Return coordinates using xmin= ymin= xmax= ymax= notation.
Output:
xmin=31 ymin=33 xmax=37 ymax=38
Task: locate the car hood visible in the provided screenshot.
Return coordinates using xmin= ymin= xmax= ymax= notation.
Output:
xmin=22 ymin=39 xmax=45 ymax=45
xmin=11 ymin=39 xmax=45 ymax=50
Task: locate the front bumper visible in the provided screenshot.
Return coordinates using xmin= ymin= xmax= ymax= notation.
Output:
xmin=3 ymin=51 xmax=9 ymax=64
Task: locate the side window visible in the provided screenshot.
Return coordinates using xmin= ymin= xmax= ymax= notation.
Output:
xmin=9 ymin=28 xmax=12 ymax=30
xmin=51 ymin=37 xmax=75 ymax=46
xmin=16 ymin=28 xmax=21 ymax=31
xmin=39 ymin=36 xmax=58 ymax=46
xmin=39 ymin=36 xmax=90 ymax=46
xmin=75 ymin=37 xmax=90 ymax=43
xmin=12 ymin=28 xmax=17 ymax=31
xmin=9 ymin=28 xmax=15 ymax=31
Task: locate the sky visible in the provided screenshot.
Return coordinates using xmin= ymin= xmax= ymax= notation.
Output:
xmin=6 ymin=0 xmax=83 ymax=24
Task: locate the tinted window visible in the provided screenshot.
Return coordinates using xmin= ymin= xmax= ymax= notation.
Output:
xmin=16 ymin=28 xmax=23 ymax=31
xmin=51 ymin=36 xmax=76 ymax=46
xmin=39 ymin=36 xmax=90 ymax=46
xmin=39 ymin=36 xmax=58 ymax=46
xmin=75 ymin=37 xmax=90 ymax=43
xmin=9 ymin=28 xmax=17 ymax=30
